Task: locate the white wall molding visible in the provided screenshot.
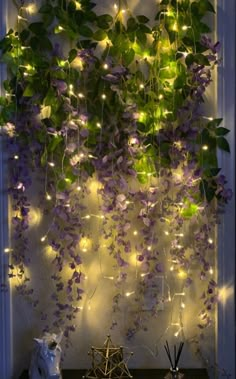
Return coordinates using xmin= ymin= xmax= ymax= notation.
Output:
xmin=0 ymin=0 xmax=12 ymax=378
xmin=217 ymin=0 xmax=235 ymax=378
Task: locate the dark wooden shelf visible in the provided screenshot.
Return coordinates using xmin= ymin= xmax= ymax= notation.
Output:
xmin=20 ymin=368 xmax=209 ymax=379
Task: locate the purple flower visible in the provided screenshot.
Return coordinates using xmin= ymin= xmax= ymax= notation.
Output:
xmin=51 ymin=79 xmax=68 ymax=94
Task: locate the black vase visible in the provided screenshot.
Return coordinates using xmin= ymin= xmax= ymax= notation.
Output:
xmin=170 ymin=368 xmax=179 ymax=379
xmin=164 ymin=368 xmax=184 ymax=379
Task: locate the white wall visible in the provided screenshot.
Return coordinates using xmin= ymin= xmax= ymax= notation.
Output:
xmin=217 ymin=1 xmax=235 ymax=378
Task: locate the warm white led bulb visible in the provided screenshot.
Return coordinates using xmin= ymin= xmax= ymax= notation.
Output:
xmin=25 ymin=4 xmax=37 ymax=14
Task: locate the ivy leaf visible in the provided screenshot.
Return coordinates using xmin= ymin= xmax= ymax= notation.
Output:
xmin=215 ymin=127 xmax=230 ymax=136
xmin=217 ymin=137 xmax=230 ymax=152
xmin=93 ymin=30 xmax=107 ymax=41
xmin=136 ymin=15 xmax=149 ymax=24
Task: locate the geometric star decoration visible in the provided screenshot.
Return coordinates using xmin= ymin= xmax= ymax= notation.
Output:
xmin=83 ymin=335 xmax=133 ymax=379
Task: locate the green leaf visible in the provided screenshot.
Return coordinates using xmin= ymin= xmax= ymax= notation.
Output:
xmin=185 ymin=53 xmax=194 ymax=66
xmin=23 ymin=84 xmax=34 ymax=97
xmin=39 ymin=4 xmax=53 ymax=13
xmin=199 ymin=0 xmax=215 ymax=13
xmin=29 ymin=22 xmax=47 ymax=35
xmin=127 ymin=17 xmax=138 ymax=32
xmin=204 ymin=168 xmax=221 ymax=177
xmin=174 ymin=75 xmax=186 ymax=89
xmin=68 ymin=49 xmax=78 ymax=63
xmin=97 ymin=14 xmax=113 ymax=29
xmin=40 ymin=106 xmax=51 ymax=119
xmin=136 ymin=29 xmax=147 ymax=45
xmin=93 ymin=30 xmax=107 ymax=41
xmin=207 ymin=118 xmax=223 ymax=128
xmin=74 ymin=10 xmax=84 ymax=24
xmin=79 ymin=25 xmax=93 ymax=37
xmin=181 ymin=202 xmax=199 ymax=218
xmin=82 ymin=161 xmax=95 ymax=176
xmin=198 ymin=22 xmax=211 ymax=33
xmin=137 ymin=15 xmax=149 ymax=24
xmin=194 ymin=53 xmax=210 ymax=66
xmin=20 ymin=29 xmax=30 ymax=43
xmin=41 ymin=148 xmax=47 ymax=166
xmin=77 ymin=40 xmax=97 ymax=49
xmin=122 ymin=48 xmax=135 ymax=66
xmin=215 ymin=127 xmax=230 ymax=136
xmin=40 ymin=37 xmax=53 ymax=51
xmin=217 ymin=137 xmax=230 ymax=152
xmin=48 ymin=136 xmax=63 ymax=152
xmin=138 ymin=24 xmax=151 ymax=34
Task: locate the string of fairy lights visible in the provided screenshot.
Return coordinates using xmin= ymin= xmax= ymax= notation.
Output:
xmin=2 ymin=0 xmax=223 ymax=364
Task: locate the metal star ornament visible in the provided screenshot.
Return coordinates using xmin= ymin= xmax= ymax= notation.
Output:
xmin=84 ymin=335 xmax=133 ymax=379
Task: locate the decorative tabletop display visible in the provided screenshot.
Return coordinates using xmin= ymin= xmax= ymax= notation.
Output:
xmin=83 ymin=335 xmax=133 ymax=379
xmin=164 ymin=341 xmax=184 ymax=379
xmin=29 ymin=331 xmax=63 ymax=379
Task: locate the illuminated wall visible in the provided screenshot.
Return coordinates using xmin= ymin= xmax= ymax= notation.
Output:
xmin=1 ymin=1 xmax=230 ymax=378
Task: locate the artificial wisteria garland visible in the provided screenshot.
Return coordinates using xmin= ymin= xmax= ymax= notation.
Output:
xmin=0 ymin=0 xmax=232 ymax=346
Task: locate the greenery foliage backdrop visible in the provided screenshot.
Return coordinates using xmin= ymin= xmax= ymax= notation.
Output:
xmin=0 ymin=0 xmax=232 ymax=359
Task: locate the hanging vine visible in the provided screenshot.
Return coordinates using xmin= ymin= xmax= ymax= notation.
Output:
xmin=0 ymin=0 xmax=232 ymax=345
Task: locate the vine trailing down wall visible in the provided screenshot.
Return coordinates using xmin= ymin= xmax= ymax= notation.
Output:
xmin=0 ymin=0 xmax=232 ymax=354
